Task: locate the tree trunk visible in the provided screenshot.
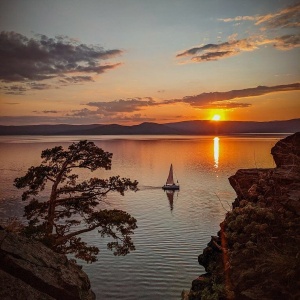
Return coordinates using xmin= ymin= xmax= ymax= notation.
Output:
xmin=46 ymin=186 xmax=57 ymax=235
xmin=46 ymin=161 xmax=69 ymax=236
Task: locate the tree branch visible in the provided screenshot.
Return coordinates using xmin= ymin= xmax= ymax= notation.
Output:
xmin=46 ymin=175 xmax=55 ymax=183
xmin=55 ymin=224 xmax=99 ymax=245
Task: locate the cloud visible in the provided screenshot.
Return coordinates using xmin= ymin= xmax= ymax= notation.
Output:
xmin=219 ymin=16 xmax=258 ymax=23
xmin=66 ymin=98 xmax=162 ymax=123
xmin=0 ymin=74 xmax=97 ymax=95
xmin=32 ymin=110 xmax=59 ymax=114
xmin=219 ymin=3 xmax=300 ymax=29
xmin=197 ymin=102 xmax=252 ymax=109
xmin=166 ymin=83 xmax=300 ymax=109
xmin=86 ymin=83 xmax=300 ymax=113
xmin=27 ymin=82 xmax=52 ymax=90
xmin=191 ymin=51 xmax=234 ymax=62
xmin=0 ymin=84 xmax=28 ymax=95
xmin=86 ymin=97 xmax=160 ymax=113
xmin=176 ymin=33 xmax=300 ymax=63
xmin=273 ymin=34 xmax=300 ymax=50
xmin=59 ymin=75 xmax=94 ymax=84
xmin=0 ymin=31 xmax=123 ymax=85
xmin=180 ymin=3 xmax=300 ymax=64
xmin=1 ymin=82 xmax=298 ymax=125
xmin=177 ymin=38 xmax=259 ymax=62
xmin=65 ymin=98 xmax=161 ymax=122
xmin=255 ymin=2 xmax=300 ymax=29
xmin=0 ymin=82 xmax=52 ymax=94
xmin=68 ymin=108 xmax=99 ymax=117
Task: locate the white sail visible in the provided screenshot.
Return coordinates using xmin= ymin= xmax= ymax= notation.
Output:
xmin=166 ymin=164 xmax=175 ymax=185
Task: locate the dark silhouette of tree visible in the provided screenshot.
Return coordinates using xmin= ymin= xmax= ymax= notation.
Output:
xmin=14 ymin=140 xmax=138 ymax=263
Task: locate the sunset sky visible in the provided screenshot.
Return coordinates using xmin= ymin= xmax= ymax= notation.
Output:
xmin=0 ymin=0 xmax=299 ymax=125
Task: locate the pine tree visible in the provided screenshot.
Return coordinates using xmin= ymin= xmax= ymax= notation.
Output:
xmin=14 ymin=140 xmax=138 ymax=263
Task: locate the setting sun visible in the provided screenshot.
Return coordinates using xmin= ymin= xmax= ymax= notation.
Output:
xmin=212 ymin=114 xmax=221 ymax=121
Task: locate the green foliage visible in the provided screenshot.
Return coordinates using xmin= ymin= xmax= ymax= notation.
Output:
xmin=14 ymin=140 xmax=138 ymax=263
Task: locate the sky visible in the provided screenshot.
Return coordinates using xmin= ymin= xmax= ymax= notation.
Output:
xmin=0 ymin=0 xmax=299 ymax=125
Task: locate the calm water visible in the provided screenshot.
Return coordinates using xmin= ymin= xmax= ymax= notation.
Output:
xmin=0 ymin=135 xmax=284 ymax=299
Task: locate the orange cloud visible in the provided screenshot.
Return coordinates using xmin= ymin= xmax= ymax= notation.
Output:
xmin=255 ymin=2 xmax=300 ymax=29
xmin=177 ymin=3 xmax=298 ymax=64
xmin=176 ymin=34 xmax=300 ymax=63
xmin=165 ymin=83 xmax=300 ymax=109
xmin=219 ymin=3 xmax=300 ymax=29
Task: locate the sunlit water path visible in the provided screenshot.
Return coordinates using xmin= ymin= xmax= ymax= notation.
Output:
xmin=0 ymin=135 xmax=283 ymax=299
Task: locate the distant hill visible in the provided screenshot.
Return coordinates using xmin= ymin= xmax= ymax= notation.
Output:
xmin=0 ymin=124 xmax=101 ymax=135
xmin=0 ymin=119 xmax=299 ymax=135
xmin=165 ymin=119 xmax=300 ymax=135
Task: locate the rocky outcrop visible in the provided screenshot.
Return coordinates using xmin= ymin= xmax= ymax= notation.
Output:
xmin=0 ymin=227 xmax=95 ymax=300
xmin=230 ymin=131 xmax=300 ymax=216
xmin=184 ymin=132 xmax=300 ymax=300
xmin=271 ymin=132 xmax=300 ymax=168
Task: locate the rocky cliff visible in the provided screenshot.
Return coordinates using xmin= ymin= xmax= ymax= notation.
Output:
xmin=183 ymin=132 xmax=300 ymax=300
xmin=0 ymin=227 xmax=95 ymax=300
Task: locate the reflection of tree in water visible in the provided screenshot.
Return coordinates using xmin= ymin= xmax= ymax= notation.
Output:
xmin=165 ymin=190 xmax=179 ymax=212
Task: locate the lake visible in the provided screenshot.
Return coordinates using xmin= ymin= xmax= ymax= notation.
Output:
xmin=0 ymin=134 xmax=284 ymax=299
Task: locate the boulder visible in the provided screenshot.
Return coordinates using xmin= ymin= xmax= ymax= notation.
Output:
xmin=271 ymin=132 xmax=300 ymax=168
xmin=0 ymin=228 xmax=95 ymax=300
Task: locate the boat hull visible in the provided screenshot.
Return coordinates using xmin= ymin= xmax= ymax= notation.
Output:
xmin=162 ymin=184 xmax=180 ymax=190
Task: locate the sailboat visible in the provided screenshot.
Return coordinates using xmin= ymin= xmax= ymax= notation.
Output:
xmin=162 ymin=164 xmax=180 ymax=190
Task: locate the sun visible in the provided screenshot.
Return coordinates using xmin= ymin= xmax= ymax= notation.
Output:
xmin=212 ymin=114 xmax=221 ymax=121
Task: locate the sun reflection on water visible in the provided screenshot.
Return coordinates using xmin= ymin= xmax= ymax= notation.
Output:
xmin=214 ymin=137 xmax=219 ymax=168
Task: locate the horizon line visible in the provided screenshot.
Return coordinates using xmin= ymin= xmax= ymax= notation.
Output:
xmin=0 ymin=117 xmax=299 ymax=127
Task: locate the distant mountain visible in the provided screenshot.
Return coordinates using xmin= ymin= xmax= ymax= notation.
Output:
xmin=71 ymin=122 xmax=181 ymax=135
xmin=0 ymin=124 xmax=101 ymax=135
xmin=165 ymin=119 xmax=300 ymax=135
xmin=0 ymin=119 xmax=299 ymax=135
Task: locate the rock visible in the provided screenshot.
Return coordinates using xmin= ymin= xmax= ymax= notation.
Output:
xmin=198 ymin=236 xmax=223 ymax=274
xmin=0 ymin=228 xmax=95 ymax=300
xmin=191 ymin=274 xmax=210 ymax=291
xmin=0 ymin=269 xmax=54 ymax=300
xmin=228 ymin=168 xmax=274 ymax=203
xmin=240 ymin=286 xmax=273 ymax=300
xmin=185 ymin=133 xmax=300 ymax=300
xmin=271 ymin=132 xmax=300 ymax=168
